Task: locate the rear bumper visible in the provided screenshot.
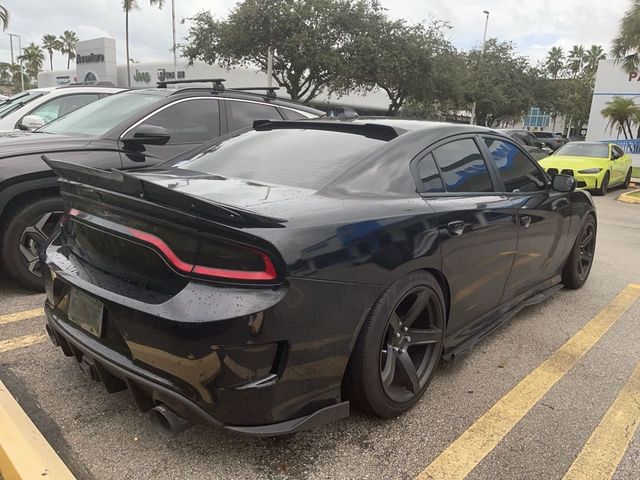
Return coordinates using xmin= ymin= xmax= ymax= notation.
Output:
xmin=42 ymin=244 xmax=383 ymax=434
xmin=44 ymin=308 xmax=349 ymax=436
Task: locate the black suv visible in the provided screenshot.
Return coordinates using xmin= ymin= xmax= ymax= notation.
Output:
xmin=0 ymin=79 xmax=323 ymax=290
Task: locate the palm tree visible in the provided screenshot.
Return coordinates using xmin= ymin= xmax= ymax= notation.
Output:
xmin=0 ymin=5 xmax=8 ymax=31
xmin=612 ymin=0 xmax=640 ymax=74
xmin=545 ymin=46 xmax=564 ymax=79
xmin=567 ymin=44 xmax=587 ymax=77
xmin=584 ymin=44 xmax=606 ymax=74
xmin=123 ymin=0 xmax=164 ymax=87
xmin=601 ymin=96 xmax=638 ymax=139
xmin=17 ymin=42 xmax=45 ymax=82
xmin=58 ymin=30 xmax=79 ymax=69
xmin=42 ymin=34 xmax=62 ymax=71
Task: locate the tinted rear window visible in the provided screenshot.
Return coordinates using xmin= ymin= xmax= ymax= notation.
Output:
xmin=177 ymin=128 xmax=386 ymax=189
xmin=534 ymin=132 xmax=553 ymax=138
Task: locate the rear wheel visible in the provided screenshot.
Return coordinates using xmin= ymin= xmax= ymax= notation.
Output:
xmin=595 ymin=171 xmax=609 ymax=196
xmin=345 ymin=271 xmax=445 ymax=417
xmin=562 ymin=215 xmax=596 ymax=289
xmin=623 ymin=168 xmax=632 ymax=189
xmin=1 ymin=197 xmax=63 ymax=291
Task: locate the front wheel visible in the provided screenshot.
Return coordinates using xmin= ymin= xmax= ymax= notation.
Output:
xmin=595 ymin=171 xmax=609 ymax=196
xmin=344 ymin=271 xmax=445 ymax=418
xmin=1 ymin=197 xmax=63 ymax=291
xmin=562 ymin=215 xmax=596 ymax=289
xmin=623 ymin=168 xmax=632 ymax=189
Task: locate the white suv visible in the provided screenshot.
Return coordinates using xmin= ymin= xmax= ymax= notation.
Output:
xmin=0 ymin=85 xmax=125 ymax=132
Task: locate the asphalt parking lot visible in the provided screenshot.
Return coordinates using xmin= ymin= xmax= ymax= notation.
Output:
xmin=1 ymin=190 xmax=639 ymax=480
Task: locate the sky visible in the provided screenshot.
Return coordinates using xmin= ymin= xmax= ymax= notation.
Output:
xmin=0 ymin=0 xmax=633 ymax=71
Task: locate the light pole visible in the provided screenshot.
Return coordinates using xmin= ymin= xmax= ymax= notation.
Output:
xmin=7 ymin=33 xmax=24 ymax=92
xmin=470 ymin=10 xmax=490 ymax=125
xmin=171 ymin=0 xmax=177 ymax=79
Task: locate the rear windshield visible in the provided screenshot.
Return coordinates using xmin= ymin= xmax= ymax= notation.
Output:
xmin=176 ymin=128 xmax=386 ymax=189
xmin=554 ymin=143 xmax=608 ymax=158
xmin=534 ymin=132 xmax=553 ymax=138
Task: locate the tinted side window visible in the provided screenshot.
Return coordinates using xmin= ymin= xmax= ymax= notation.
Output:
xmin=613 ymin=146 xmax=624 ymax=158
xmin=280 ymin=108 xmax=307 ymax=120
xmin=484 ymin=138 xmax=546 ymax=192
xmin=515 ymin=132 xmax=532 ymax=146
xmin=433 ymin=139 xmax=494 ymax=193
xmin=227 ymin=101 xmax=283 ymax=131
xmin=417 ymin=153 xmax=444 ymax=193
xmin=30 ymin=94 xmax=99 ymax=124
xmin=137 ymin=99 xmax=220 ymax=144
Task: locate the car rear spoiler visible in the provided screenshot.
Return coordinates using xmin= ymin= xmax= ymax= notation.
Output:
xmin=42 ymin=156 xmax=287 ymax=228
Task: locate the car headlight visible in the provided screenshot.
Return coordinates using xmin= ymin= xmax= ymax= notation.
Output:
xmin=577 ymin=168 xmax=602 ymax=174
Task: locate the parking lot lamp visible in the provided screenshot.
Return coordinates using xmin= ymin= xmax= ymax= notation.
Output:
xmin=470 ymin=10 xmax=490 ymax=125
xmin=7 ymin=33 xmax=24 ymax=92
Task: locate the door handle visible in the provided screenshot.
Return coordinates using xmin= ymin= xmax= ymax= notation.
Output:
xmin=520 ymin=215 xmax=531 ymax=229
xmin=447 ymin=220 xmax=465 ymax=237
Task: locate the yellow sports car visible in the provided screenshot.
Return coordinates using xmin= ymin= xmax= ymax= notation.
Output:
xmin=539 ymin=142 xmax=633 ymax=195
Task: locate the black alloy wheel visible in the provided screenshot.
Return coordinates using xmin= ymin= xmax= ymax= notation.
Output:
xmin=1 ymin=196 xmax=64 ymax=291
xmin=379 ymin=286 xmax=443 ymax=403
xmin=624 ymin=169 xmax=632 ymax=189
xmin=345 ymin=271 xmax=445 ymax=418
xmin=562 ymin=215 xmax=597 ymax=289
xmin=596 ymin=171 xmax=609 ymax=196
xmin=19 ymin=211 xmax=63 ymax=277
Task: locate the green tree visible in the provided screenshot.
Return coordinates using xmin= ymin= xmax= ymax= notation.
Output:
xmin=343 ymin=18 xmax=462 ymax=115
xmin=601 ymin=96 xmax=637 ymax=139
xmin=9 ymin=64 xmax=30 ymax=92
xmin=0 ymin=61 xmax=11 ymax=84
xmin=567 ymin=44 xmax=586 ymax=77
xmin=42 ymin=34 xmax=62 ymax=71
xmin=464 ymin=39 xmax=534 ymax=127
xmin=17 ymin=42 xmax=45 ymax=82
xmin=545 ymin=46 xmax=564 ymax=79
xmin=0 ymin=5 xmax=8 ymax=31
xmin=59 ymin=30 xmax=79 ymax=69
xmin=612 ymin=0 xmax=640 ymax=74
xmin=181 ymin=0 xmax=382 ymax=103
xmin=584 ymin=44 xmax=606 ymax=73
xmin=123 ymin=0 xmax=164 ymax=87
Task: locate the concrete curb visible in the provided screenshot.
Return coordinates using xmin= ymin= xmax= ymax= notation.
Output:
xmin=0 ymin=379 xmax=75 ymax=479
xmin=618 ymin=190 xmax=640 ymax=205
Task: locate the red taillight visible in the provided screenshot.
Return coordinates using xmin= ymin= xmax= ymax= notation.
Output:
xmin=67 ymin=209 xmax=278 ymax=282
xmin=127 ymin=227 xmax=277 ymax=282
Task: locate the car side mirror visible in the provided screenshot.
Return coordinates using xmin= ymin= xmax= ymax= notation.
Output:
xmin=19 ymin=114 xmax=45 ymax=131
xmin=537 ymin=141 xmax=546 ymax=148
xmin=122 ymin=124 xmax=171 ymax=146
xmin=551 ymin=174 xmax=576 ymax=192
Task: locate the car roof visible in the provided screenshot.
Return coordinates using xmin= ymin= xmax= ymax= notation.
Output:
xmin=129 ymin=86 xmax=324 ymax=115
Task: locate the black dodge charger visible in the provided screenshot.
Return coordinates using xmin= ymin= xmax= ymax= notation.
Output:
xmin=41 ymin=119 xmax=596 ymax=435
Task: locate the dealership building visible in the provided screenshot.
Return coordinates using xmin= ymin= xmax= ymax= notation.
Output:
xmin=37 ymin=37 xmax=390 ymax=115
xmin=586 ymin=59 xmax=640 ymax=168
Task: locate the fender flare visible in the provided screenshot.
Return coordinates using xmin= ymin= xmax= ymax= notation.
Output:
xmin=0 ymin=176 xmax=59 ymax=219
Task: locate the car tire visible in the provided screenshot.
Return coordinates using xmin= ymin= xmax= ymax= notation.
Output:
xmin=344 ymin=271 xmax=445 ymax=418
xmin=595 ymin=171 xmax=609 ymax=196
xmin=1 ymin=196 xmax=64 ymax=292
xmin=623 ymin=168 xmax=632 ymax=189
xmin=562 ymin=215 xmax=596 ymax=290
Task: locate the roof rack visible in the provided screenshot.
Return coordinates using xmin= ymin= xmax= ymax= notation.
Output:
xmin=229 ymin=87 xmax=279 ymax=99
xmin=157 ymin=78 xmax=226 ymax=92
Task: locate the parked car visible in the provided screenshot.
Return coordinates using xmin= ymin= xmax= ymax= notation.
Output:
xmin=533 ymin=131 xmax=566 ymax=151
xmin=0 ymin=85 xmax=124 ymax=132
xmin=0 ymin=80 xmax=322 ymax=290
xmin=498 ymin=128 xmax=551 ymax=160
xmin=539 ymin=142 xmax=633 ymax=195
xmin=42 ymin=119 xmax=596 ymax=435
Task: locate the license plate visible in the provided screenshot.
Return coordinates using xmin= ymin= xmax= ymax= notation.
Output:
xmin=68 ymin=288 xmax=104 ymax=337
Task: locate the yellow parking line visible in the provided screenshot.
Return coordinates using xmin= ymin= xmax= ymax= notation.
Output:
xmin=563 ymin=360 xmax=640 ymax=480
xmin=0 ymin=379 xmax=75 ymax=479
xmin=416 ymin=284 xmax=640 ymax=480
xmin=0 ymin=308 xmax=45 ymax=326
xmin=0 ymin=333 xmax=47 ymax=354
